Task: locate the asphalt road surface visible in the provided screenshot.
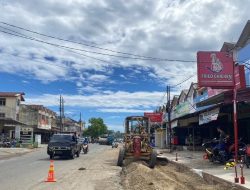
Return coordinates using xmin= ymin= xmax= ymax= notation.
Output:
xmin=0 ymin=144 xmax=122 ymax=190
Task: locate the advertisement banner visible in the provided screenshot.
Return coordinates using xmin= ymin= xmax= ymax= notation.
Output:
xmin=144 ymin=112 xmax=163 ymax=122
xmin=171 ymin=120 xmax=178 ymax=128
xmin=235 ymin=65 xmax=246 ymax=89
xmin=197 ymin=51 xmax=234 ymax=88
xmin=199 ymin=108 xmax=220 ymax=125
xmin=172 ymin=102 xmax=189 ymax=119
xmin=38 ymin=117 xmax=51 ymax=130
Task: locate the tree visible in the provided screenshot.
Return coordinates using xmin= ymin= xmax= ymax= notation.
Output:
xmin=83 ymin=117 xmax=108 ymax=138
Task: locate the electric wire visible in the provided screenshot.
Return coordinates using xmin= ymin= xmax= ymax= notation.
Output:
xmin=0 ymin=21 xmax=196 ymax=62
xmin=155 ymin=74 xmax=197 ymax=109
xmin=2 ymin=22 xmax=247 ymax=114
xmin=0 ymin=28 xmax=116 ymax=66
xmin=171 ymin=74 xmax=196 ymax=87
xmin=0 ymin=51 xmax=70 ymax=70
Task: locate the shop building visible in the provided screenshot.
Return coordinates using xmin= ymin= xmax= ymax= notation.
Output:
xmin=0 ymin=92 xmax=26 ymax=140
xmin=19 ymin=104 xmax=57 ymax=143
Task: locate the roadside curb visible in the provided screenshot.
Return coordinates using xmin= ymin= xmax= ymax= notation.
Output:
xmin=166 ymin=158 xmax=249 ymax=190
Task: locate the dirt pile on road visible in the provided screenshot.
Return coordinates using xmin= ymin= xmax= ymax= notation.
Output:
xmin=121 ymin=161 xmax=230 ymax=190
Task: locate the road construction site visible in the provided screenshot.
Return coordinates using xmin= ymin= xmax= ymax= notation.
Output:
xmin=1 ymin=144 xmax=250 ymax=190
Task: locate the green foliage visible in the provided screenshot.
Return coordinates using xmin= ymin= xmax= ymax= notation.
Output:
xmin=83 ymin=117 xmax=108 ymax=138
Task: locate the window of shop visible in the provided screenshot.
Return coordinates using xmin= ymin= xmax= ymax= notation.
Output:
xmin=0 ymin=113 xmax=5 ymax=118
xmin=0 ymin=98 xmax=6 ymax=106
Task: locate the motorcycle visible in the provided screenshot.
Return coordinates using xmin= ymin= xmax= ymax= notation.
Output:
xmin=202 ymin=138 xmax=228 ymax=164
xmin=112 ymin=142 xmax=118 ymax=148
xmin=82 ymin=142 xmax=88 ymax=154
xmin=0 ymin=139 xmax=11 ymax=148
xmin=243 ymin=144 xmax=250 ymax=168
xmin=202 ymin=137 xmax=246 ymax=164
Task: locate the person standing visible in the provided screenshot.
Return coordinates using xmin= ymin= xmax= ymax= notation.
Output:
xmin=214 ymin=126 xmax=227 ymax=152
xmin=217 ymin=127 xmax=226 ymax=146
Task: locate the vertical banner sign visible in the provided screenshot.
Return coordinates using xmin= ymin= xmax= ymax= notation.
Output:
xmin=197 ymin=51 xmax=234 ymax=88
xmin=234 ymin=65 xmax=246 ymax=90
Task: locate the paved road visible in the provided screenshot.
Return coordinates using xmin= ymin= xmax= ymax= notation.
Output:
xmin=0 ymin=144 xmax=122 ymax=190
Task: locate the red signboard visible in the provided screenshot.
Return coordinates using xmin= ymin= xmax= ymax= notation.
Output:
xmin=144 ymin=112 xmax=163 ymax=122
xmin=235 ymin=65 xmax=246 ymax=89
xmin=197 ymin=51 xmax=234 ymax=88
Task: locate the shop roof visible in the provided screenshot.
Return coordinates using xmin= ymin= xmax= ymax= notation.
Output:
xmin=235 ymin=20 xmax=250 ymax=48
xmin=171 ymin=103 xmax=220 ymax=122
xmin=196 ymin=87 xmax=250 ymax=107
xmin=220 ymin=42 xmax=235 ymax=52
xmin=0 ymin=92 xmax=25 ymax=101
xmin=0 ymin=117 xmax=27 ymax=125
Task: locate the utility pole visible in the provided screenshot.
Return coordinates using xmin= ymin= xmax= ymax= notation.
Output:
xmin=62 ymin=96 xmax=65 ymax=132
xmin=59 ymin=95 xmax=65 ymax=133
xmin=167 ymin=85 xmax=172 ymax=152
xmin=79 ymin=112 xmax=82 ymax=136
xmin=59 ymin=95 xmax=62 ymax=133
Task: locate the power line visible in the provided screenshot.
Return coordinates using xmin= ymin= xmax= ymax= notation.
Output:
xmin=156 ymin=74 xmax=197 ymax=107
xmin=155 ymin=87 xmax=168 ymax=111
xmin=0 ymin=51 xmax=71 ymax=70
xmin=0 ymin=23 xmax=196 ymax=63
xmin=171 ymin=74 xmax=196 ymax=87
xmin=0 ymin=28 xmax=116 ymax=66
xmin=0 ymin=28 xmax=201 ymax=81
xmin=0 ymin=21 xmax=196 ymax=62
xmin=1 ymin=25 xmax=224 ymax=66
xmin=0 ymin=50 xmax=189 ymax=80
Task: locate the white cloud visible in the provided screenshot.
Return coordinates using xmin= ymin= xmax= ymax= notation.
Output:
xmin=22 ymin=80 xmax=29 ymax=84
xmin=77 ymin=85 xmax=100 ymax=93
xmin=87 ymin=74 xmax=109 ymax=82
xmin=98 ymin=108 xmax=153 ymax=113
xmin=0 ymin=0 xmax=248 ymax=89
xmin=25 ymin=91 xmax=164 ymax=109
xmin=3 ymin=0 xmax=248 ymax=130
xmin=76 ymin=81 xmax=83 ymax=87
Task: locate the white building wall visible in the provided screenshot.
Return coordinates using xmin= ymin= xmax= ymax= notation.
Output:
xmin=155 ymin=129 xmax=166 ymax=148
xmin=0 ymin=97 xmax=20 ymax=119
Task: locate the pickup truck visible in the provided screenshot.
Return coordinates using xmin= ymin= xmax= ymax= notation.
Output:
xmin=47 ymin=134 xmax=81 ymax=159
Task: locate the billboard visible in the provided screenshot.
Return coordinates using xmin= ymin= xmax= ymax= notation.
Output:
xmin=144 ymin=112 xmax=163 ymax=122
xmin=197 ymin=51 xmax=234 ymax=88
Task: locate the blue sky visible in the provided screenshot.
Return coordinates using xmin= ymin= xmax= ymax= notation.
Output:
xmin=0 ymin=0 xmax=249 ymax=131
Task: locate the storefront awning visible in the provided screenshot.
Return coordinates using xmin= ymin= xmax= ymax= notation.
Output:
xmin=170 ymin=103 xmax=222 ymax=127
xmin=0 ymin=118 xmax=27 ymax=126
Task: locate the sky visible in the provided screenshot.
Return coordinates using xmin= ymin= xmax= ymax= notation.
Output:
xmin=0 ymin=0 xmax=249 ymax=131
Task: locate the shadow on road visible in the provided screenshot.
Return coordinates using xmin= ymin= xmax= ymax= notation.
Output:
xmin=38 ymin=156 xmax=76 ymax=161
xmin=104 ymin=159 xmax=117 ymax=166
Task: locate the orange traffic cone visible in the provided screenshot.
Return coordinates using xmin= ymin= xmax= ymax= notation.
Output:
xmin=45 ymin=160 xmax=56 ymax=182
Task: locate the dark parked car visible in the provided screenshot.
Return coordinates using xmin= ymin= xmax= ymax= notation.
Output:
xmin=47 ymin=134 xmax=81 ymax=159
